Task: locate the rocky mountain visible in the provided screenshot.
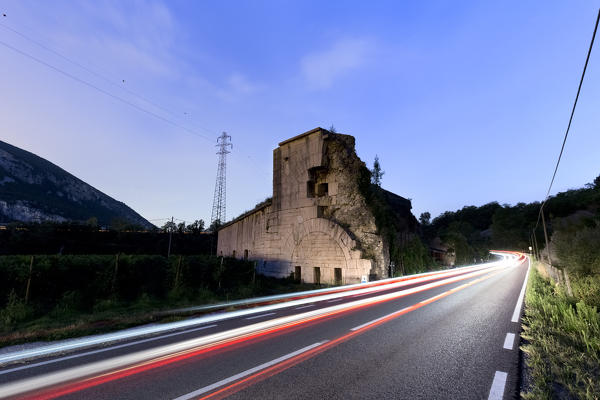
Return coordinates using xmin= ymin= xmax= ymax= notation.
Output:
xmin=0 ymin=140 xmax=153 ymax=229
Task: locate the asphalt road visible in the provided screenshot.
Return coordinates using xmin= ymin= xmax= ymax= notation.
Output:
xmin=0 ymin=254 xmax=528 ymax=400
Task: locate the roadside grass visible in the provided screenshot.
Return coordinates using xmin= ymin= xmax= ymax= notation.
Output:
xmin=521 ymin=262 xmax=600 ymax=399
xmin=0 ymin=277 xmax=320 ymax=348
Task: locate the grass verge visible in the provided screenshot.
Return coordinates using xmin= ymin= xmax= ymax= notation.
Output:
xmin=521 ymin=262 xmax=600 ymax=399
xmin=0 ymin=277 xmax=321 ymax=348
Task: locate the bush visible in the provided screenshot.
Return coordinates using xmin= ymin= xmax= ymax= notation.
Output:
xmin=0 ymin=290 xmax=32 ymax=327
xmin=522 ymin=265 xmax=600 ymax=399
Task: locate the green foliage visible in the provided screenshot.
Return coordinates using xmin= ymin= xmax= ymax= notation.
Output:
xmin=552 ymin=217 xmax=600 ymax=276
xmin=357 ymin=164 xmax=431 ymax=274
xmin=0 ymin=290 xmax=32 ymax=328
xmin=370 ymin=155 xmax=384 ymax=187
xmin=0 ymin=254 xmax=256 ymax=330
xmin=522 ymin=265 xmax=600 ymax=399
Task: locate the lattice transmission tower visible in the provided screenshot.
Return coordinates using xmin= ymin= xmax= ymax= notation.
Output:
xmin=211 ymin=132 xmax=232 ymax=227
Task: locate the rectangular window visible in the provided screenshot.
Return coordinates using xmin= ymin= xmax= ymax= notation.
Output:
xmin=307 ymin=181 xmax=315 ymax=198
xmin=232 ymin=250 xmax=236 ymax=258
xmin=317 ymin=206 xmax=327 ymax=218
xmin=313 ymin=267 xmax=321 ymax=285
xmin=244 ymin=249 xmax=249 ymax=260
xmin=334 ymin=268 xmax=342 ymax=285
xmin=317 ymin=183 xmax=328 ymax=197
xmin=294 ymin=266 xmax=301 ymax=283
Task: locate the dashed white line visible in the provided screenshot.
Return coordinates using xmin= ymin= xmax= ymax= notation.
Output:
xmin=488 ymin=371 xmax=508 ymax=400
xmin=511 ymin=257 xmax=530 ymax=322
xmin=327 ymin=298 xmax=344 ymax=303
xmin=244 ymin=312 xmax=276 ymax=320
xmin=172 ymin=341 xmax=328 ymax=400
xmin=0 ymin=324 xmax=218 ymax=376
xmin=294 ymin=304 xmax=314 ymax=310
xmin=503 ymin=333 xmax=516 ymax=350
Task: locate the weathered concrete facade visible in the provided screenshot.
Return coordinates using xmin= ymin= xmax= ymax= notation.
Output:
xmin=217 ymin=127 xmax=416 ymax=284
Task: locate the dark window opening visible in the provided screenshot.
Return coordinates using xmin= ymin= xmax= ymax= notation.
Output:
xmin=307 ymin=181 xmax=315 ymax=198
xmin=232 ymin=250 xmax=236 ymax=258
xmin=317 ymin=206 xmax=327 ymax=218
xmin=317 ymin=183 xmax=328 ymax=197
xmin=244 ymin=249 xmax=249 ymax=260
xmin=334 ymin=268 xmax=342 ymax=285
xmin=313 ymin=267 xmax=321 ymax=286
xmin=294 ymin=266 xmax=301 ymax=283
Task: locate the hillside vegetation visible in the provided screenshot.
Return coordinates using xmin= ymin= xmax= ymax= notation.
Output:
xmin=422 ymin=175 xmax=600 ymax=264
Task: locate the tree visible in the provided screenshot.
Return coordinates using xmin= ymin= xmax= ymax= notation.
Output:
xmin=371 ymin=155 xmax=384 ymax=186
xmin=329 ymin=125 xmax=337 ymax=133
xmin=419 ymin=212 xmax=431 ymax=226
xmin=594 ymin=174 xmax=600 ymax=189
xmin=208 ymin=219 xmax=222 ymax=232
xmin=186 ymin=219 xmax=205 ymax=234
xmin=162 ymin=220 xmax=177 ymax=233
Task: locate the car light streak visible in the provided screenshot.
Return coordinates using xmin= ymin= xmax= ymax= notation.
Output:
xmin=182 ymin=266 xmax=511 ymax=400
xmin=1 ymin=261 xmax=515 ymax=399
xmin=0 ymin=258 xmax=511 ymax=366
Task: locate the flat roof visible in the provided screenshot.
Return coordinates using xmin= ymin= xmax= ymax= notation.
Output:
xmin=278 ymin=127 xmax=325 ymax=146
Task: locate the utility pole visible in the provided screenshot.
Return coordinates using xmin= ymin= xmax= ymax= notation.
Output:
xmin=541 ymin=209 xmax=552 ymax=267
xmin=211 ymin=132 xmax=232 ymax=228
xmin=167 ymin=216 xmax=174 ymax=258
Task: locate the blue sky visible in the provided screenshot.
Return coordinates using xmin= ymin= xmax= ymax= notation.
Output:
xmin=1 ymin=1 xmax=599 ymax=227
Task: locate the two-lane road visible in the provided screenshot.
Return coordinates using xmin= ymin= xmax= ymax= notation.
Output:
xmin=0 ymin=253 xmax=529 ymax=399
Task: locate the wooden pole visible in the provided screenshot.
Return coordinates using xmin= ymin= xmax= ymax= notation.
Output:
xmin=541 ymin=209 xmax=552 ymax=267
xmin=174 ymin=255 xmax=182 ymax=288
xmin=112 ymin=253 xmax=120 ymax=293
xmin=25 ymin=255 xmax=34 ymax=304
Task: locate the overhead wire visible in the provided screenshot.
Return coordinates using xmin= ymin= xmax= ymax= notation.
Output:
xmin=0 ymin=21 xmax=217 ymax=137
xmin=532 ymin=9 xmax=599 ymax=249
xmin=0 ymin=22 xmax=271 ymax=179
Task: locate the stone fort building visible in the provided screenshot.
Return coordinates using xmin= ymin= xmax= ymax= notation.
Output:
xmin=217 ymin=127 xmax=418 ymax=284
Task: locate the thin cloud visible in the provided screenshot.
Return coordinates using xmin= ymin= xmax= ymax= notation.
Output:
xmin=301 ymin=38 xmax=373 ymax=89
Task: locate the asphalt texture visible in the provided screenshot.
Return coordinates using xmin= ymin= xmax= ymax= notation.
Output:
xmin=0 ymin=259 xmax=528 ymax=400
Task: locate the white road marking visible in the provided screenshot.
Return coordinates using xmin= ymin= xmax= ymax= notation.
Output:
xmin=1 ymin=260 xmax=505 ymax=365
xmin=511 ymin=257 xmax=530 ymax=322
xmin=0 ymin=324 xmax=218 ymax=376
xmin=488 ymin=371 xmax=508 ymax=400
xmin=503 ymin=333 xmax=516 ymax=350
xmin=245 ymin=312 xmax=276 ymax=320
xmin=350 ymin=307 xmax=412 ymax=331
xmin=327 ymin=298 xmax=344 ymax=303
xmin=294 ymin=304 xmax=314 ymax=310
xmin=172 ymin=341 xmax=328 ymax=400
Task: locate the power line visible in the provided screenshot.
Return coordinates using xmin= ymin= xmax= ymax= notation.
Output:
xmin=0 ymin=38 xmax=214 ymax=143
xmin=534 ymin=8 xmax=599 ymax=231
xmin=0 ymin=33 xmax=271 ymax=179
xmin=0 ymin=21 xmax=217 ymax=137
xmin=532 ymin=9 xmax=599 ymax=262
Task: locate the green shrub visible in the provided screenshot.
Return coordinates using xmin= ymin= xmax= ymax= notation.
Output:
xmin=522 ymin=265 xmax=600 ymax=399
xmin=0 ymin=290 xmax=32 ymax=327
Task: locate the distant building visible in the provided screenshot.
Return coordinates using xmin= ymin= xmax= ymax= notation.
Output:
xmin=217 ymin=128 xmax=418 ymax=284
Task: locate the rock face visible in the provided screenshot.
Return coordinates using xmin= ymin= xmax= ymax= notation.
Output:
xmin=0 ymin=140 xmax=153 ymax=229
xmin=217 ymin=128 xmax=417 ymax=284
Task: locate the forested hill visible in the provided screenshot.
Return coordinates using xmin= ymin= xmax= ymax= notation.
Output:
xmin=0 ymin=140 xmax=153 ymax=229
xmin=422 ymin=175 xmax=600 ymax=265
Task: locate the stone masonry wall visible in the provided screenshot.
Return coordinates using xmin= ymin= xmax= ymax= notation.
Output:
xmin=217 ymin=127 xmax=411 ymax=284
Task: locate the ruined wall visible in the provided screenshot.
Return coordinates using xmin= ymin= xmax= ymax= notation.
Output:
xmin=217 ymin=127 xmax=414 ymax=283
